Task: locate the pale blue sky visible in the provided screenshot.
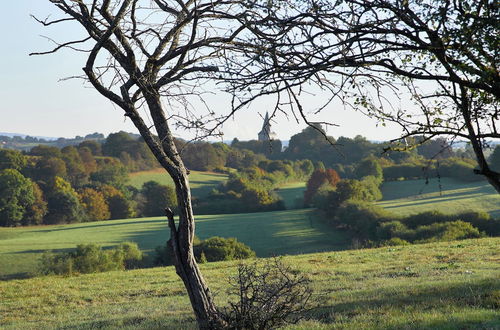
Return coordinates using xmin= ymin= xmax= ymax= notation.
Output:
xmin=0 ymin=1 xmax=400 ymax=141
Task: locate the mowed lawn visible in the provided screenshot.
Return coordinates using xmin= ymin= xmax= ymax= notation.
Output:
xmin=0 ymin=209 xmax=348 ymax=280
xmin=129 ymin=168 xmax=228 ymax=198
xmin=1 ymin=238 xmax=498 ymax=329
xmin=378 ymin=178 xmax=500 ymax=217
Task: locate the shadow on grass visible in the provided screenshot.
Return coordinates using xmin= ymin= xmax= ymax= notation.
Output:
xmin=57 ymin=315 xmax=197 ymax=330
xmin=124 ymin=209 xmax=350 ymax=257
xmin=11 ymin=247 xmax=75 ymax=254
xmin=0 ymin=272 xmax=32 ymax=281
xmin=31 ymin=219 xmax=164 ymax=233
xmin=308 ymin=278 xmax=499 ymax=326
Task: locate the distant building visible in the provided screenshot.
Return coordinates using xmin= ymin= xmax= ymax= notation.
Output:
xmin=258 ymin=112 xmax=277 ymax=141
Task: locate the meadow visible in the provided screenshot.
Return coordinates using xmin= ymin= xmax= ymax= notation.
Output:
xmin=378 ymin=178 xmax=500 ymax=217
xmin=1 ymin=237 xmax=498 ymax=329
xmin=0 ymin=209 xmax=349 ymax=280
xmin=129 ymin=168 xmax=228 ymax=198
xmin=275 ymin=181 xmax=307 ymax=209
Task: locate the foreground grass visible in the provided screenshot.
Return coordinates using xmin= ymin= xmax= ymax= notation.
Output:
xmin=1 ymin=237 xmax=498 ymax=329
xmin=0 ymin=209 xmax=348 ymax=280
xmin=129 ymin=168 xmax=228 ymax=198
xmin=378 ymin=178 xmax=500 ymax=218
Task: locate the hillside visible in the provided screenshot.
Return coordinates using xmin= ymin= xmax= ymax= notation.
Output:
xmin=1 ymin=237 xmax=498 ymax=329
xmin=129 ymin=168 xmax=228 ymax=198
xmin=378 ymin=178 xmax=500 ymax=217
xmin=0 ymin=209 xmax=348 ymax=280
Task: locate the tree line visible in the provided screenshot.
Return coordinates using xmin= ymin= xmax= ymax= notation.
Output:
xmin=2 ymin=127 xmax=499 ymax=227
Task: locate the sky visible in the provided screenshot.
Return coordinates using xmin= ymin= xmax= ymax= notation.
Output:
xmin=0 ymin=1 xmax=402 ymax=142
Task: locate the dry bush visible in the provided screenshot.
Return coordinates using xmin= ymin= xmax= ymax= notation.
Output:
xmin=220 ymin=258 xmax=313 ymax=329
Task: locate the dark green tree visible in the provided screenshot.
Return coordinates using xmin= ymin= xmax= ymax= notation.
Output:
xmin=45 ymin=177 xmax=85 ymax=224
xmin=0 ymin=149 xmax=27 ymax=171
xmin=354 ymin=158 xmax=383 ymax=181
xmin=0 ymin=169 xmax=36 ymax=227
xmin=141 ymin=181 xmax=177 ymax=217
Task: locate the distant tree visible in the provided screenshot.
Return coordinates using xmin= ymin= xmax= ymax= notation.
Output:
xmin=354 ymin=158 xmax=383 ymax=181
xmin=297 ymin=159 xmax=314 ymax=178
xmin=0 ymin=149 xmax=27 ymax=171
xmin=285 ymin=126 xmax=334 ymax=162
xmin=33 ymin=157 xmax=67 ymax=186
xmin=141 ymin=181 xmax=177 ymax=217
xmin=0 ymin=169 xmax=36 ymax=227
xmin=77 ymin=140 xmax=102 ymax=156
xmin=102 ymin=132 xmax=136 ymax=158
xmin=29 ymin=145 xmax=62 ymax=158
xmin=90 ymin=159 xmax=128 ymax=188
xmin=61 ymin=146 xmax=88 ymax=187
xmin=304 ymin=168 xmax=341 ymax=206
xmin=23 ymin=182 xmax=48 ymax=226
xmin=180 ymin=142 xmax=225 ymax=171
xmin=84 ymin=132 xmax=105 ymax=140
xmin=99 ymin=185 xmax=136 ymax=220
xmin=45 ymin=177 xmax=85 ymax=224
xmin=417 ymin=137 xmax=454 ymax=159
xmin=232 ymin=139 xmax=282 ymax=156
xmin=78 ymin=147 xmax=98 ymax=174
xmin=78 ymin=188 xmax=111 ymax=221
xmin=326 ymin=179 xmax=383 ymax=213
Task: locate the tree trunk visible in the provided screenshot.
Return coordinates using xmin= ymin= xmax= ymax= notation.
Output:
xmin=166 ymin=170 xmax=225 ymax=329
xmin=138 ymin=92 xmax=225 ymax=329
xmin=459 ymin=87 xmax=500 ymax=194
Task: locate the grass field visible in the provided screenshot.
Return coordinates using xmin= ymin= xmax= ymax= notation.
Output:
xmin=0 ymin=209 xmax=348 ymax=280
xmin=378 ymin=178 xmax=500 ymax=217
xmin=1 ymin=237 xmax=498 ymax=329
xmin=275 ymin=181 xmax=307 ymax=209
xmin=129 ymin=168 xmax=228 ymax=198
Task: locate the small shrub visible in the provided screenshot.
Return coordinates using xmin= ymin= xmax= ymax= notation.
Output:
xmin=414 ymin=221 xmax=484 ymax=243
xmin=154 ymin=236 xmax=254 ymax=266
xmin=376 ymin=221 xmax=410 ymax=240
xmin=221 ymin=258 xmax=313 ymax=329
xmin=116 ymin=242 xmax=143 ymax=269
xmin=379 ymin=237 xmax=410 ymax=246
xmin=39 ymin=242 xmax=143 ymax=275
xmin=195 ymin=237 xmax=255 ymax=262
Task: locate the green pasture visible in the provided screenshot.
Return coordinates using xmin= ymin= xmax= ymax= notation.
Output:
xmin=275 ymin=181 xmax=307 ymax=209
xmin=0 ymin=209 xmax=348 ymax=280
xmin=378 ymin=178 xmax=500 ymax=217
xmin=1 ymin=237 xmax=498 ymax=329
xmin=129 ymin=168 xmax=228 ymax=198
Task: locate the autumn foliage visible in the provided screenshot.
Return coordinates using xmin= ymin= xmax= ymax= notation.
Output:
xmin=303 ymin=168 xmax=340 ymax=206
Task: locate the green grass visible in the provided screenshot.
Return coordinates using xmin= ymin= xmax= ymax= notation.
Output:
xmin=378 ymin=178 xmax=500 ymax=217
xmin=0 ymin=209 xmax=348 ymax=280
xmin=275 ymin=181 xmax=307 ymax=209
xmin=1 ymin=237 xmax=498 ymax=329
xmin=128 ymin=168 xmax=228 ymax=198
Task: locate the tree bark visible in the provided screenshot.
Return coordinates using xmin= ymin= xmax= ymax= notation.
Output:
xmin=140 ymin=92 xmax=225 ymax=329
xmin=459 ymin=87 xmax=500 ymax=194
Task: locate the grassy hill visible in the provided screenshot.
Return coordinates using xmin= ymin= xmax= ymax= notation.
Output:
xmin=275 ymin=181 xmax=307 ymax=209
xmin=378 ymin=178 xmax=500 ymax=217
xmin=0 ymin=209 xmax=348 ymax=280
xmin=129 ymin=168 xmax=228 ymax=198
xmin=1 ymin=237 xmax=498 ymax=329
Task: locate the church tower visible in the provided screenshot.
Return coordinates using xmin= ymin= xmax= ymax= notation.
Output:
xmin=258 ymin=112 xmax=277 ymax=141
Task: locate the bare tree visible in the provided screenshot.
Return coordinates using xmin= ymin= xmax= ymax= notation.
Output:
xmin=224 ymin=0 xmax=500 ymax=192
xmin=32 ymin=1 xmax=258 ymax=328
